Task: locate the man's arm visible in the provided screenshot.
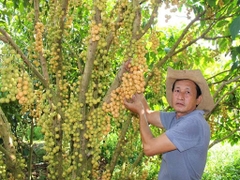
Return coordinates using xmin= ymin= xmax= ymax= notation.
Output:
xmin=139 ymin=109 xmax=176 ymax=156
xmin=138 ymin=93 xmax=163 ymax=128
xmin=124 ymin=93 xmax=176 ymax=156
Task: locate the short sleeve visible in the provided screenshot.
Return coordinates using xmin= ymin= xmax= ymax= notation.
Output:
xmin=160 ymin=111 xmax=176 ymax=130
xmin=165 ymin=118 xmax=200 ymax=152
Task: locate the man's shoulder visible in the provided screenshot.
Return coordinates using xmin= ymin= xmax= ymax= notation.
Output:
xmin=184 ymin=110 xmax=205 ymax=119
xmin=160 ymin=111 xmax=176 ymax=116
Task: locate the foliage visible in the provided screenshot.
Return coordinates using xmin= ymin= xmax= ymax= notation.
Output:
xmin=203 ymin=143 xmax=240 ymax=180
xmin=26 ymin=126 xmax=44 ymax=141
xmin=0 ymin=0 xmax=239 ymax=179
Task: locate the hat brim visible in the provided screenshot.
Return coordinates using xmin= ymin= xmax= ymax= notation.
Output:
xmin=166 ymin=67 xmax=214 ymax=112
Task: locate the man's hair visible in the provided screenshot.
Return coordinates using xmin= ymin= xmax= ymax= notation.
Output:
xmin=172 ymin=79 xmax=202 ymax=99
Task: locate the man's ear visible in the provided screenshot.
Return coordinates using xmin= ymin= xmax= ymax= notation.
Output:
xmin=196 ymin=95 xmax=203 ymax=106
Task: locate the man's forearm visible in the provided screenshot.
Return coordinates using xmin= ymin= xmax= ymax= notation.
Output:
xmin=139 ymin=110 xmax=154 ymax=153
xmin=141 ymin=96 xmax=151 ymax=112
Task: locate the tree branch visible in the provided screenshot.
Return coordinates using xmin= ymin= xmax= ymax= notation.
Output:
xmin=208 ymin=128 xmax=240 ymax=149
xmin=132 ymin=0 xmax=141 ymax=39
xmin=0 ymin=107 xmax=25 ymax=178
xmin=0 ymin=145 xmax=8 ymax=156
xmin=213 ymin=75 xmax=240 ymax=100
xmin=34 ymin=0 xmax=50 ymax=83
xmin=146 ymin=10 xmax=206 ymax=84
xmin=136 ymin=2 xmax=160 ymax=40
xmin=103 ymin=1 xmax=162 ymax=103
xmin=0 ymin=28 xmax=48 ymax=88
xmin=206 ymin=69 xmax=231 ymax=81
xmin=103 ymin=63 xmax=128 ymax=102
xmin=34 ymin=0 xmax=39 ymax=24
xmin=109 ymin=115 xmax=132 ymax=178
xmin=205 ymin=77 xmax=240 ymax=118
xmin=105 ymin=3 xmax=125 ymax=52
xmin=129 ymin=151 xmax=144 ymax=176
xmin=172 ymin=18 xmax=214 ymax=57
xmin=202 ymin=35 xmax=231 ymax=40
xmin=78 ymin=2 xmax=102 ymax=176
xmin=79 ymin=4 xmax=101 ymax=104
xmin=0 ymin=35 xmax=8 ymax=43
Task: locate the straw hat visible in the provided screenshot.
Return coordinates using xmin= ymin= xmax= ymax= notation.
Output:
xmin=166 ymin=67 xmax=214 ymax=112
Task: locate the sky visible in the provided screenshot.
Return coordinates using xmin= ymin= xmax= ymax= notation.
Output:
xmin=157 ymin=4 xmax=194 ymax=28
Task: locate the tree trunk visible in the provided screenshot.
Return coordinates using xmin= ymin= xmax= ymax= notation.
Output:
xmin=0 ymin=106 xmax=25 ymax=179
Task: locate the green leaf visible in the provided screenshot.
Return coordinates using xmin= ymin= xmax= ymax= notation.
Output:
xmin=207 ymin=0 xmax=216 ymax=7
xmin=231 ymin=46 xmax=240 ymax=61
xmin=216 ymin=20 xmax=229 ymax=28
xmin=218 ymin=38 xmax=228 ymax=52
xmin=230 ymin=17 xmax=240 ymax=40
xmin=236 ymin=46 xmax=240 ymax=53
xmin=231 ymin=61 xmax=240 ymax=70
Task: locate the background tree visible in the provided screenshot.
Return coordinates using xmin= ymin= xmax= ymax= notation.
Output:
xmin=0 ymin=0 xmax=239 ymax=179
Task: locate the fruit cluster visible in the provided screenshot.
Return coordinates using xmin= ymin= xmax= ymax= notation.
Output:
xmin=0 ymin=54 xmax=18 ymax=104
xmin=35 ymin=22 xmax=44 ymax=53
xmin=16 ymin=72 xmax=34 ymax=105
xmin=84 ymin=107 xmax=111 ymax=179
xmin=102 ymin=65 xmax=146 ymax=118
xmin=90 ymin=23 xmax=101 ymax=42
xmin=209 ymin=115 xmax=217 ymax=134
xmin=149 ymin=32 xmax=160 ymax=54
xmin=101 ymin=169 xmax=111 ymax=180
xmin=0 ymin=152 xmax=7 ymax=179
xmin=148 ymin=67 xmax=163 ymax=95
xmin=103 ymin=41 xmax=147 ymax=118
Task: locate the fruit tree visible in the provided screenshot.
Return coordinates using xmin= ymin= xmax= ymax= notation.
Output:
xmin=0 ymin=0 xmax=239 ymax=179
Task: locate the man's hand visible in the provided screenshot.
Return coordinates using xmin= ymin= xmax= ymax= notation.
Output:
xmin=124 ymin=93 xmax=144 ymax=115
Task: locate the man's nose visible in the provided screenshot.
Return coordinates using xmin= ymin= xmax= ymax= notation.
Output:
xmin=177 ymin=92 xmax=184 ymax=100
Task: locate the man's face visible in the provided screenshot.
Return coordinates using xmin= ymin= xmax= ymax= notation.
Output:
xmin=172 ymin=80 xmax=202 ymax=118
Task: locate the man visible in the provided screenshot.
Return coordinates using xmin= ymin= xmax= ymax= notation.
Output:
xmin=124 ymin=67 xmax=214 ymax=180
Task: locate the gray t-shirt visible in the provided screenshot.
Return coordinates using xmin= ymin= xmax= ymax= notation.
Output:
xmin=158 ymin=110 xmax=210 ymax=180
